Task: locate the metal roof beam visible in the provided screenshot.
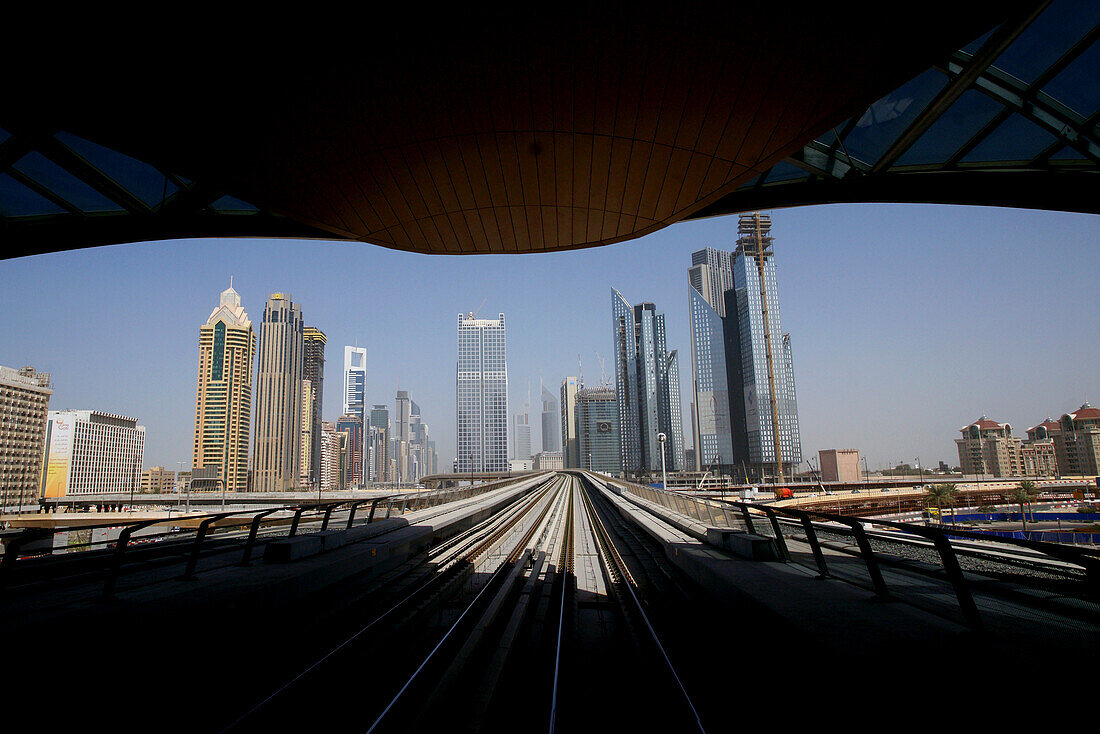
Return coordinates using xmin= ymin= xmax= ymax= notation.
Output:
xmin=870 ymin=2 xmax=1051 ymax=174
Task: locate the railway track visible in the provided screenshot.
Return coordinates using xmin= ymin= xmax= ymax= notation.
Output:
xmin=221 ymin=472 xmax=725 ymax=733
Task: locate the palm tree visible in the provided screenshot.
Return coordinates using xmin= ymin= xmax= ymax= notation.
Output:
xmin=925 ymin=483 xmax=958 ymax=524
xmin=1007 ymin=480 xmax=1041 ymax=531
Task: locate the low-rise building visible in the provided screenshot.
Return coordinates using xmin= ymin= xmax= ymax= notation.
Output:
xmin=532 ymin=451 xmax=563 ymax=471
xmin=140 ymin=466 xmax=176 ymax=493
xmin=819 ymin=449 xmax=861 ymax=483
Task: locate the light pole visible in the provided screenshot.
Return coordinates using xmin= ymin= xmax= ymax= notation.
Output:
xmin=657 ymin=433 xmax=668 ymax=491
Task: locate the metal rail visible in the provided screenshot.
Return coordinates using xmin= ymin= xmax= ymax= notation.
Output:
xmin=595 ymin=473 xmax=1100 ymax=631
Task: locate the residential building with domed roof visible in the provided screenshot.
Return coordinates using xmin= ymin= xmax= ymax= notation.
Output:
xmin=1053 ymin=402 xmax=1100 ymax=477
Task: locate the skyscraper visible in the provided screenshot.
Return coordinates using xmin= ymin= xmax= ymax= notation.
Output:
xmin=688 ymin=248 xmax=735 ymax=472
xmin=724 ymin=213 xmax=802 ymax=481
xmin=343 ymin=345 xmax=367 ymax=484
xmin=336 ymin=413 xmax=363 ymax=487
xmin=611 ymin=289 xmax=683 ymax=475
xmin=560 ymin=376 xmax=579 ymax=468
xmin=302 ymin=326 xmax=327 ymax=485
xmin=513 ymin=405 xmax=531 ymax=461
xmin=370 ymin=404 xmax=390 ymax=482
xmin=395 ymin=390 xmax=411 ymax=482
xmin=576 ymin=386 xmax=621 ymax=475
xmin=193 ymin=283 xmax=254 ymax=492
xmin=541 ymin=383 xmax=560 ymax=453
xmin=456 ymin=312 xmax=508 ymax=473
xmin=252 ymin=293 xmax=304 ymax=492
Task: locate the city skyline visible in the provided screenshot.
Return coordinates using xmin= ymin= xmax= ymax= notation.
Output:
xmin=2 ymin=204 xmax=1098 ymax=473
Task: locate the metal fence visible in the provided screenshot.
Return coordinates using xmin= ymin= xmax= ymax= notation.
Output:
xmin=1 ymin=474 xmax=544 ymax=597
xmin=590 ymin=473 xmax=1100 ymax=632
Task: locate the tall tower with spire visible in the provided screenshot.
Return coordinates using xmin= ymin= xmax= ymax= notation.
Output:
xmin=193 ymin=281 xmax=255 ymax=492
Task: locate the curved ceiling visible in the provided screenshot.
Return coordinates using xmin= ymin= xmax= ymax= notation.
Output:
xmin=3 ymin=2 xmax=1093 ymax=258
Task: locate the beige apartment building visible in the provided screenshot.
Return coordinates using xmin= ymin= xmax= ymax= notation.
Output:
xmin=140 ymin=466 xmax=177 ymax=493
xmin=956 ymin=417 xmax=1024 ymax=477
xmin=0 ymin=365 xmax=52 ymax=510
xmin=1053 ymin=402 xmax=1100 ymax=476
xmin=193 ymin=284 xmax=255 ymax=492
xmin=533 ymin=451 xmax=564 ymax=471
xmin=1023 ymin=418 xmax=1059 ymax=477
xmin=818 ymin=448 xmax=861 ymax=483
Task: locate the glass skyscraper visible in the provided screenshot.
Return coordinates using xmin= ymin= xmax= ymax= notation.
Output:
xmin=688 ymin=249 xmax=735 ymax=472
xmin=456 ymin=312 xmax=508 ymax=473
xmin=611 ymin=289 xmax=683 ymax=475
xmin=576 ymin=386 xmax=621 ymax=475
xmin=706 ymin=213 xmax=802 ymax=482
xmin=343 ymin=346 xmax=366 ymax=484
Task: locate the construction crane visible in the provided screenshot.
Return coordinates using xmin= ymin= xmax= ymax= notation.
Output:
xmin=594 ymin=351 xmax=609 ymax=387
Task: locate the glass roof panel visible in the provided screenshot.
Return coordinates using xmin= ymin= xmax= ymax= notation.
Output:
xmin=12 ymin=153 xmax=125 ymax=214
xmin=961 ymin=114 xmax=1058 ymax=163
xmin=0 ymin=174 xmax=68 ymax=217
xmin=895 ymin=90 xmax=1003 ymax=166
xmin=210 ymin=195 xmax=260 ymax=213
xmin=55 ymin=132 xmax=178 ymax=209
xmin=1041 ymin=41 xmax=1100 ymax=118
xmin=762 ymin=162 xmax=808 ymax=185
xmin=1050 ymin=145 xmax=1087 ymax=160
xmin=842 ymin=69 xmax=947 ymax=166
xmin=991 ymin=0 xmax=1100 ymax=84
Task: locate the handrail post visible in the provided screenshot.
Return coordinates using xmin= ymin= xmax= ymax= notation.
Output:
xmin=347 ymin=501 xmax=366 ymax=530
xmin=184 ymin=515 xmax=224 ymax=579
xmin=321 ymin=503 xmax=337 ymax=531
xmin=289 ymin=507 xmax=306 ymax=537
xmin=739 ymin=505 xmax=757 ymax=534
xmin=848 ymin=520 xmax=889 ymax=598
xmin=930 ymin=531 xmax=984 ymax=631
xmin=799 ymin=516 xmax=830 ymax=579
xmin=103 ymin=520 xmax=157 ymax=597
xmin=367 ymin=499 xmax=382 ymax=524
xmin=240 ymin=509 xmax=278 ymax=566
xmin=761 ymin=507 xmax=790 ymax=561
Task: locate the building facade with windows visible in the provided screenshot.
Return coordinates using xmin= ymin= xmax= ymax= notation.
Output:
xmin=611 ymin=289 xmax=683 ymax=475
xmin=1053 ymin=402 xmax=1100 ymax=476
xmin=0 ymin=365 xmax=52 ymax=510
xmin=456 ymin=312 xmax=508 ymax=473
xmin=560 ymin=376 xmax=579 ymax=468
xmin=252 ymin=293 xmax=304 ymax=492
xmin=956 ymin=417 xmax=1023 ymax=477
xmin=192 ymin=284 xmax=254 ymax=493
xmin=42 ymin=411 xmax=146 ymax=497
xmin=343 ymin=346 xmax=367 ymax=484
xmin=302 ymin=326 xmax=327 ymax=485
xmin=576 ymin=386 xmax=621 ymax=475
xmin=688 ymin=249 xmax=735 ymax=473
xmin=723 ymin=213 xmax=802 ymax=482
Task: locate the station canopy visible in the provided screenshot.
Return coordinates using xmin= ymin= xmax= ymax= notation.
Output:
xmin=2 ymin=2 xmax=1096 ymax=258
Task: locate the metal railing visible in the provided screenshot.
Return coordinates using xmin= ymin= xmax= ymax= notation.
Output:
xmin=591 ymin=473 xmax=1100 ymax=631
xmin=1 ymin=475 xmax=543 ymax=597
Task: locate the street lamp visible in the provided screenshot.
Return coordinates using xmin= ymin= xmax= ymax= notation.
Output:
xmin=657 ymin=433 xmax=668 ymax=491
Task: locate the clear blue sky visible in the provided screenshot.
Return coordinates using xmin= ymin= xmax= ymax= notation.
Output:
xmin=2 ymin=203 xmax=1097 ymax=473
